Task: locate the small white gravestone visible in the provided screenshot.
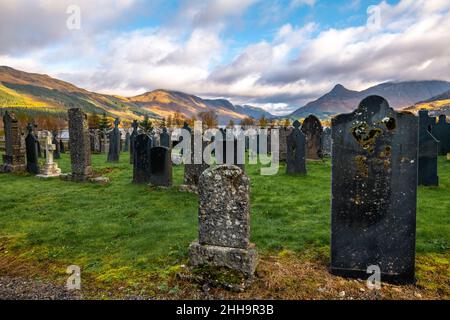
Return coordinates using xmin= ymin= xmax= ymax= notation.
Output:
xmin=37 ymin=131 xmax=61 ymax=179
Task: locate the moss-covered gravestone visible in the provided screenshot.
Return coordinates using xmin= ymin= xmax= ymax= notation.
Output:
xmin=418 ymin=110 xmax=439 ymax=186
xmin=331 ymin=95 xmax=418 ymax=284
xmin=301 ymin=115 xmax=323 ymax=160
xmin=189 ymin=165 xmax=258 ymax=277
xmin=1 ymin=111 xmax=26 ymax=173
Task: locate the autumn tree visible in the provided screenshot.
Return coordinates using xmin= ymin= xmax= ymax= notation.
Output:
xmin=240 ymin=117 xmax=256 ymax=128
xmin=98 ymin=113 xmax=111 ymax=132
xmin=197 ymin=110 xmax=218 ymax=129
xmin=140 ymin=114 xmax=153 ymax=134
xmin=258 ymin=115 xmax=268 ymax=128
xmin=89 ymin=112 xmax=101 ymax=129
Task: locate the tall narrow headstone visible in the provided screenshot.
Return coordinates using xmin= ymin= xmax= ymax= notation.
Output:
xmin=189 ymin=165 xmax=258 ymax=277
xmin=418 ymin=110 xmax=439 ymax=186
xmin=37 ymin=131 xmax=61 ymax=178
xmin=279 ymin=127 xmax=290 ymax=161
xmin=1 ymin=111 xmax=26 ymax=172
xmin=184 ymin=124 xmax=210 ymax=187
xmin=68 ymin=108 xmax=93 ymax=182
xmin=133 ymin=133 xmax=152 ymax=184
xmin=432 ymin=115 xmax=450 ymax=155
xmin=301 ymin=115 xmax=323 ymax=160
xmin=149 ymin=146 xmax=172 ymax=187
xmin=25 ymin=123 xmax=40 ymax=174
xmin=215 ymin=129 xmax=245 ymax=170
xmin=107 ymin=118 xmax=121 ymax=162
xmin=286 ymin=120 xmax=307 ymax=175
xmin=322 ymin=127 xmax=332 ymax=156
xmin=52 ymin=131 xmax=61 ymax=159
xmin=60 ymin=139 xmax=65 ymax=154
xmin=123 ymin=131 xmax=130 ymax=152
xmin=130 ymin=120 xmax=139 ymax=164
xmin=331 ymin=95 xmax=418 ymax=284
xmin=160 ymin=127 xmax=170 ymax=149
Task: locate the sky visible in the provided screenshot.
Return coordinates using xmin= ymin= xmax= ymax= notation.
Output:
xmin=1 ymin=0 xmax=450 ymax=115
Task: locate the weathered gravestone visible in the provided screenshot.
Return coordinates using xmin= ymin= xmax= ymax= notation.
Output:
xmin=279 ymin=127 xmax=290 ymax=161
xmin=123 ymin=131 xmax=130 ymax=152
xmin=25 ymin=123 xmax=40 ymax=174
xmin=160 ymin=127 xmax=170 ymax=149
xmin=90 ymin=129 xmax=101 ymax=154
xmin=215 ymin=129 xmax=245 ymax=170
xmin=52 ymin=131 xmax=61 ymax=159
xmin=183 ymin=124 xmax=210 ymax=187
xmin=189 ymin=165 xmax=258 ymax=277
xmin=286 ymin=120 xmax=307 ymax=175
xmin=301 ymin=115 xmax=323 ymax=160
xmin=418 ymin=110 xmax=439 ymax=186
xmin=432 ymin=115 xmax=450 ymax=155
xmin=331 ymin=95 xmax=418 ymax=284
xmin=133 ymin=133 xmax=152 ymax=184
xmin=107 ymin=118 xmax=121 ymax=162
xmin=149 ymin=146 xmax=172 ymax=187
xmin=60 ymin=139 xmax=65 ymax=154
xmin=37 ymin=131 xmax=61 ymax=178
xmin=322 ymin=127 xmax=332 ymax=156
xmin=130 ymin=120 xmax=139 ymax=164
xmin=1 ymin=111 xmax=26 ymax=173
xmin=67 ymin=108 xmax=93 ymax=182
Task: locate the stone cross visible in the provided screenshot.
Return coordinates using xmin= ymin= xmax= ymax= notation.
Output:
xmin=107 ymin=118 xmax=121 ymax=162
xmin=418 ymin=110 xmax=439 ymax=186
xmin=189 ymin=165 xmax=258 ymax=277
xmin=68 ymin=108 xmax=93 ymax=182
xmin=1 ymin=111 xmax=26 ymax=173
xmin=330 ymin=95 xmax=418 ymax=284
xmin=286 ymin=120 xmax=307 ymax=175
xmin=301 ymin=115 xmax=323 ymax=160
xmin=37 ymin=130 xmax=61 ymax=178
xmin=25 ymin=123 xmax=40 ymax=174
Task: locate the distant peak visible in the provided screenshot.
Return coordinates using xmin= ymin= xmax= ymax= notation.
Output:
xmin=331 ymin=84 xmax=348 ymax=92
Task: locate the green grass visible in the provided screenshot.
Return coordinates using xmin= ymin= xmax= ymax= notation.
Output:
xmin=0 ymin=153 xmax=449 ymax=287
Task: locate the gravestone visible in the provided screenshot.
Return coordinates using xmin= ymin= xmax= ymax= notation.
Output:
xmin=37 ymin=131 xmax=61 ymax=178
xmin=32 ymin=124 xmax=43 ymax=158
xmin=286 ymin=120 xmax=307 ymax=175
xmin=215 ymin=129 xmax=245 ymax=170
xmin=184 ymin=124 xmax=210 ymax=187
xmin=60 ymin=139 xmax=65 ymax=154
xmin=418 ymin=110 xmax=439 ymax=186
xmin=25 ymin=123 xmax=40 ymax=174
xmin=331 ymin=95 xmax=418 ymax=284
xmin=133 ymin=133 xmax=152 ymax=184
xmin=432 ymin=115 xmax=450 ymax=155
xmin=322 ymin=127 xmax=332 ymax=156
xmin=189 ymin=165 xmax=258 ymax=277
xmin=160 ymin=127 xmax=170 ymax=148
xmin=301 ymin=115 xmax=323 ymax=160
xmin=1 ymin=111 xmax=26 ymax=172
xmin=123 ymin=131 xmax=130 ymax=152
xmin=52 ymin=131 xmax=61 ymax=159
xmin=68 ymin=108 xmax=93 ymax=182
xmin=90 ymin=129 xmax=101 ymax=154
xmin=130 ymin=120 xmax=139 ymax=164
xmin=149 ymin=146 xmax=172 ymax=187
xmin=107 ymin=118 xmax=121 ymax=162
xmin=279 ymin=127 xmax=290 ymax=161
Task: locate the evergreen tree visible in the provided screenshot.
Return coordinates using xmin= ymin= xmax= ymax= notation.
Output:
xmin=140 ymin=114 xmax=153 ymax=134
xmin=98 ymin=113 xmax=111 ymax=132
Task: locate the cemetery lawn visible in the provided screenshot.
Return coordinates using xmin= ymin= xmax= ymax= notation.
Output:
xmin=0 ymin=153 xmax=449 ymax=300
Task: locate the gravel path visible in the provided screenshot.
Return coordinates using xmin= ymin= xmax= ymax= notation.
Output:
xmin=0 ymin=276 xmax=82 ymax=300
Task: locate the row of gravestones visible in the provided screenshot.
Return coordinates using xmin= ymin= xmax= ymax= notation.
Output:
xmin=190 ymin=95 xmax=439 ymax=285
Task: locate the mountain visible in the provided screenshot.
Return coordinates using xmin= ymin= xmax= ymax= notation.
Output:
xmin=405 ymin=89 xmax=450 ymax=117
xmin=0 ymin=66 xmax=273 ymax=124
xmin=291 ymin=81 xmax=450 ymax=119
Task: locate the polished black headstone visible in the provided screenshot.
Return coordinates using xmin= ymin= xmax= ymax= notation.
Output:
xmin=418 ymin=110 xmax=439 ymax=186
xmin=25 ymin=124 xmax=40 ymax=174
xmin=286 ymin=120 xmax=306 ymax=175
xmin=133 ymin=133 xmax=152 ymax=184
xmin=59 ymin=139 xmax=65 ymax=153
xmin=331 ymin=95 xmax=418 ymax=284
xmin=123 ymin=132 xmax=130 ymax=152
xmin=149 ymin=146 xmax=172 ymax=187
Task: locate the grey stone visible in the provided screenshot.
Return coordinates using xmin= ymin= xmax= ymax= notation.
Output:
xmin=160 ymin=127 xmax=170 ymax=148
xmin=432 ymin=115 xmax=450 ymax=155
xmin=25 ymin=123 xmax=40 ymax=174
xmin=215 ymin=129 xmax=245 ymax=170
xmin=418 ymin=110 xmax=439 ymax=186
xmin=278 ymin=127 xmax=290 ymax=162
xmin=36 ymin=131 xmax=61 ymax=178
xmin=331 ymin=95 xmax=418 ymax=284
xmin=52 ymin=131 xmax=61 ymax=159
xmin=184 ymin=124 xmax=210 ymax=187
xmin=149 ymin=146 xmax=172 ymax=187
xmin=107 ymin=118 xmax=121 ymax=162
xmin=322 ymin=127 xmax=332 ymax=156
xmin=189 ymin=165 xmax=257 ymax=277
xmin=1 ymin=111 xmax=26 ymax=173
xmin=301 ymin=115 xmax=323 ymax=160
xmin=68 ymin=108 xmax=93 ymax=182
xmin=286 ymin=120 xmax=306 ymax=175
xmin=89 ymin=129 xmax=101 ymax=154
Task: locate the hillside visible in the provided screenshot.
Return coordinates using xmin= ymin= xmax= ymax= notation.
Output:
xmin=291 ymin=81 xmax=450 ymax=119
xmin=0 ymin=66 xmax=273 ymax=124
xmin=405 ymin=89 xmax=450 ymax=116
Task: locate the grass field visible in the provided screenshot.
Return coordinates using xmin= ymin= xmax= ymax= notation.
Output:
xmin=0 ymin=153 xmax=449 ymax=299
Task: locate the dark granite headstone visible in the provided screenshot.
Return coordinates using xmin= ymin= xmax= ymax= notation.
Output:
xmin=418 ymin=110 xmax=439 ymax=186
xmin=331 ymin=95 xmax=418 ymax=284
xmin=160 ymin=127 xmax=170 ymax=148
xmin=123 ymin=132 xmax=130 ymax=152
xmin=432 ymin=115 xmax=450 ymax=155
xmin=130 ymin=120 xmax=139 ymax=164
xmin=52 ymin=131 xmax=61 ymax=159
xmin=189 ymin=165 xmax=258 ymax=276
xmin=149 ymin=146 xmax=172 ymax=187
xmin=322 ymin=127 xmax=332 ymax=156
xmin=68 ymin=108 xmax=93 ymax=182
xmin=286 ymin=120 xmax=306 ymax=175
xmin=60 ymin=139 xmax=65 ymax=154
xmin=1 ymin=111 xmax=26 ymax=172
xmin=215 ymin=129 xmax=245 ymax=170
xmin=25 ymin=123 xmax=40 ymax=174
xmin=301 ymin=115 xmax=323 ymax=160
xmin=133 ymin=133 xmax=152 ymax=184
xmin=107 ymin=118 xmax=121 ymax=163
